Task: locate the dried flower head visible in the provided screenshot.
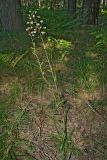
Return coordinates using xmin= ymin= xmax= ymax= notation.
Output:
xmin=26 ymin=10 xmax=46 ymax=38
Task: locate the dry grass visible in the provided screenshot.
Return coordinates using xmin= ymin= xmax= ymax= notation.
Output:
xmin=0 ymin=73 xmax=106 ymax=160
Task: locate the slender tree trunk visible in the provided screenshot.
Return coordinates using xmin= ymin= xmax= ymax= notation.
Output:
xmin=68 ymin=0 xmax=77 ymax=14
xmin=0 ymin=0 xmax=23 ymax=31
xmin=81 ymin=0 xmax=86 ymax=14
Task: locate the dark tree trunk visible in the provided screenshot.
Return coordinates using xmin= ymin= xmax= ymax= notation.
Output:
xmin=83 ymin=0 xmax=101 ymax=25
xmin=68 ymin=0 xmax=77 ymax=14
xmin=0 ymin=0 xmax=23 ymax=31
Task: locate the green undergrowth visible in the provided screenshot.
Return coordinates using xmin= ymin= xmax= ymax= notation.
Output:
xmin=0 ymin=23 xmax=107 ymax=92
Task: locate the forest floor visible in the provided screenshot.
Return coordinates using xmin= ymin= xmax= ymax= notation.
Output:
xmin=0 ymin=9 xmax=107 ymax=160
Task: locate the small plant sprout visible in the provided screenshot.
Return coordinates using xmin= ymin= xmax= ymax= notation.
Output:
xmin=26 ymin=10 xmax=46 ymax=38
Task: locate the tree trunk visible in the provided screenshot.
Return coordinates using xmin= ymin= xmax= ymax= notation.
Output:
xmin=84 ymin=0 xmax=101 ymax=25
xmin=81 ymin=0 xmax=86 ymax=14
xmin=68 ymin=0 xmax=77 ymax=14
xmin=0 ymin=0 xmax=23 ymax=31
